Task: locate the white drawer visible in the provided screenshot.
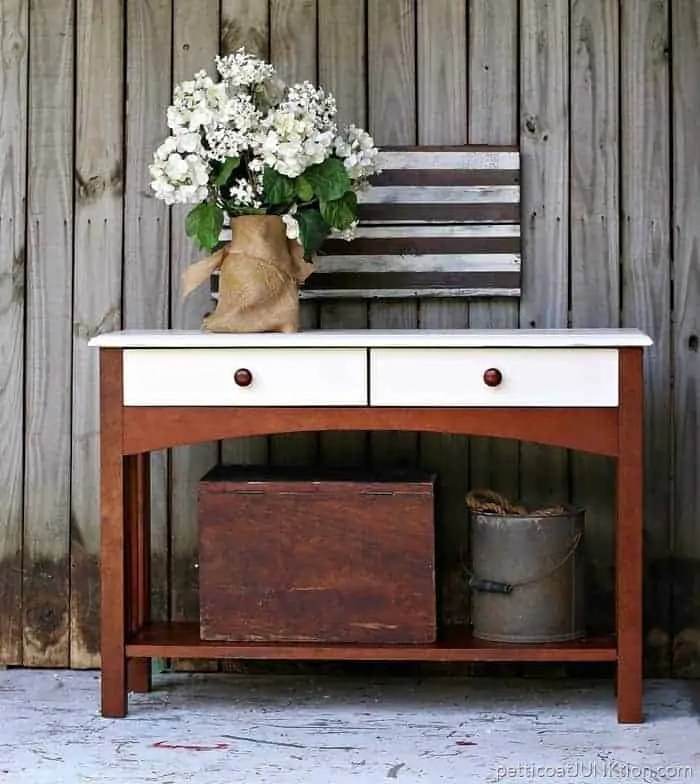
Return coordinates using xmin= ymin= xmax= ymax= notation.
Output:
xmin=369 ymin=348 xmax=619 ymax=407
xmin=123 ymin=348 xmax=368 ymax=407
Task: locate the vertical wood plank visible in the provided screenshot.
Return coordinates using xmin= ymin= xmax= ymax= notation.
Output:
xmin=124 ymin=0 xmax=172 ymax=631
xmin=23 ymin=0 xmax=74 ymax=667
xmin=367 ymin=0 xmax=418 ymax=471
xmin=169 ymin=0 xmax=220 ymax=648
xmin=416 ymin=0 xmax=470 ymax=625
xmin=670 ymin=0 xmax=699 ymax=677
xmin=621 ymin=0 xmax=672 ymax=676
xmin=71 ymin=0 xmax=124 ymax=668
xmin=221 ymin=0 xmax=269 ymax=58
xmin=0 ymin=0 xmax=27 ymax=665
xmin=518 ymin=0 xmax=570 ymax=508
xmin=467 ymin=0 xmax=520 ymax=500
xmin=220 ymin=0 xmax=270 ymax=469
xmin=317 ymin=0 xmax=369 ymax=468
xmin=268 ymin=0 xmax=319 ymax=468
xmin=569 ymin=0 xmax=620 ymax=641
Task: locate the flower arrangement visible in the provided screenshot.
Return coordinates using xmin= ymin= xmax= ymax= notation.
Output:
xmin=149 ymin=48 xmax=380 ymax=261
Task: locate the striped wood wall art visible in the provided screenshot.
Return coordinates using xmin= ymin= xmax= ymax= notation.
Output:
xmin=211 ymin=145 xmax=521 ymax=299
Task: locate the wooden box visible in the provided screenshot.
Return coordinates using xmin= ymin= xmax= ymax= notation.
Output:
xmin=198 ymin=466 xmax=437 ymax=644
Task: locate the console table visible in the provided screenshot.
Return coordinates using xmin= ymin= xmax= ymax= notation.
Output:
xmin=89 ymin=327 xmax=651 ymax=722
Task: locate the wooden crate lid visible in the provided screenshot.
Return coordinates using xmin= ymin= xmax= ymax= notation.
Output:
xmin=199 ymin=464 xmax=437 ymax=495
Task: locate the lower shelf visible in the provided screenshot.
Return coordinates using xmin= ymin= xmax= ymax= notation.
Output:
xmin=126 ymin=622 xmax=617 ymax=663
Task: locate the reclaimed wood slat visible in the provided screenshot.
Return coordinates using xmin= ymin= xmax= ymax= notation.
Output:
xmin=569 ymin=0 xmax=620 ymax=647
xmin=124 ymin=0 xmax=172 ymax=638
xmin=219 ymin=0 xmax=271 ymax=471
xmin=670 ymin=0 xmax=699 ymax=676
xmin=358 ymin=185 xmax=521 ymax=204
xmin=317 ymin=0 xmax=368 ymax=468
xmin=221 ymin=0 xmax=269 ymax=57
xmin=621 ymin=0 xmax=673 ymax=676
xmin=71 ymin=0 xmax=124 ymax=669
xmin=517 ymin=0 xmax=570 ymax=511
xmin=416 ymin=0 xmax=470 ymax=627
xmin=467 ymin=0 xmax=520 ymax=524
xmin=23 ymin=0 xmax=74 ymax=668
xmin=169 ymin=0 xmax=220 ymax=673
xmin=268 ymin=0 xmax=319 ymax=470
xmin=0 ymin=0 xmax=27 ymax=665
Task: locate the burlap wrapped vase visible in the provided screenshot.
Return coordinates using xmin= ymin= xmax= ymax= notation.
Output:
xmin=181 ymin=214 xmax=314 ymax=333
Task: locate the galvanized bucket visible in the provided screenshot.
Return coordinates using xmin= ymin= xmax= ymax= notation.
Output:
xmin=468 ymin=500 xmax=585 ymax=643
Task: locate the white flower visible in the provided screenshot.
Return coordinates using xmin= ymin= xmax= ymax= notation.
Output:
xmin=176 ymin=131 xmax=203 ymax=154
xmin=227 ymin=177 xmax=263 ymax=209
xmin=330 ymin=220 xmax=359 ymax=242
xmin=335 ymin=125 xmax=381 ymax=182
xmin=259 ymin=83 xmax=338 ymax=178
xmin=282 ymin=212 xmax=300 ymax=240
xmin=149 ymin=147 xmax=210 ymax=205
xmin=215 ymin=48 xmax=277 ymax=88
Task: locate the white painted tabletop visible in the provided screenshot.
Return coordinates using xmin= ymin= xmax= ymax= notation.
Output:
xmin=89 ymin=328 xmax=653 ymax=349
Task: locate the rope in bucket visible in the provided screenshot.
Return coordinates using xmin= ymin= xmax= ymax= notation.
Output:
xmin=464 ymin=489 xmax=583 ymax=594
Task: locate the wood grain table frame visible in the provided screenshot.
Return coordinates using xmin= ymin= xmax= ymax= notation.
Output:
xmin=97 ymin=345 xmax=644 ymax=723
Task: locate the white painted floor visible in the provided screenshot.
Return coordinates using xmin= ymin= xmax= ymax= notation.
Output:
xmin=1 ymin=669 xmax=699 ymax=783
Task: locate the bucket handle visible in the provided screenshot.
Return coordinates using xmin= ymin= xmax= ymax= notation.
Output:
xmin=466 ymin=531 xmax=583 ymax=594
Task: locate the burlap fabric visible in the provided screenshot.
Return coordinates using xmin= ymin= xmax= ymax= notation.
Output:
xmin=181 ymin=214 xmax=314 ymax=333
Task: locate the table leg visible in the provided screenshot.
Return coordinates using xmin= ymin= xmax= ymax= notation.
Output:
xmin=126 ymin=453 xmax=152 ymax=693
xmin=616 ymin=348 xmax=644 ymax=723
xmin=100 ymin=349 xmax=127 ymax=718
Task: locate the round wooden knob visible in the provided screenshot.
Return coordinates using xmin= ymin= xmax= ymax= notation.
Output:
xmin=233 ymin=368 xmax=253 ymax=387
xmin=483 ymin=368 xmax=503 ymax=387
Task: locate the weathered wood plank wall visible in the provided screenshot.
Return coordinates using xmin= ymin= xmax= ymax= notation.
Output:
xmin=0 ymin=0 xmax=697 ymax=676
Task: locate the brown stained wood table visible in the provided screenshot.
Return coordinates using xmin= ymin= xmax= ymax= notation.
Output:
xmin=89 ymin=328 xmax=651 ymax=722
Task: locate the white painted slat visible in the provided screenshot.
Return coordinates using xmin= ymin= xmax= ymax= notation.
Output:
xmin=370 ymin=347 xmax=620 ymax=407
xmin=123 ymin=347 xmax=368 ymax=407
xmin=209 ymin=286 xmax=521 ymax=301
xmin=376 ymin=150 xmax=519 ymax=169
xmin=219 ymin=223 xmax=522 ymax=242
xmin=354 ymin=224 xmax=521 ymax=238
xmin=357 ymin=185 xmax=520 ymax=203
xmin=315 ymin=254 xmax=521 ymax=273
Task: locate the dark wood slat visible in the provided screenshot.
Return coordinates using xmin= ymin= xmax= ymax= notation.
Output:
xmin=321 ymin=235 xmax=521 ymax=255
xmin=127 ymin=622 xmax=617 ymax=662
xmin=379 ymin=144 xmax=520 ymax=152
xmin=305 ymin=271 xmax=520 ymax=290
xmin=357 ymin=203 xmax=520 ymax=222
xmin=372 ymin=169 xmax=520 ymax=186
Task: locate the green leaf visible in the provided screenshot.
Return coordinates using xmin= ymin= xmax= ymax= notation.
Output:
xmin=320 ymin=190 xmax=358 ymax=230
xmin=304 ymin=157 xmax=351 ymax=202
xmin=296 ymin=209 xmax=330 ymax=260
xmin=185 ymin=202 xmax=224 ymax=252
xmin=263 ymin=166 xmax=295 ymax=205
xmin=295 ymin=175 xmax=314 ymax=202
xmin=213 ymin=156 xmax=240 ymax=186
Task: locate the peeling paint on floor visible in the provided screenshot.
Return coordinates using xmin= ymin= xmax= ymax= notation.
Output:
xmin=1 ymin=670 xmax=699 ymax=783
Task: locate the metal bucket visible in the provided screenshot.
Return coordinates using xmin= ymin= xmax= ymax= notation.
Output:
xmin=469 ymin=507 xmax=585 ymax=643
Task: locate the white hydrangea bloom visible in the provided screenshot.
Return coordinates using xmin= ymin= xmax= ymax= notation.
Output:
xmin=149 ymin=144 xmax=210 ymax=206
xmin=166 ymin=69 xmax=232 ymax=135
xmin=259 ymin=82 xmax=338 ymax=178
xmin=335 ymin=125 xmax=381 ymax=182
